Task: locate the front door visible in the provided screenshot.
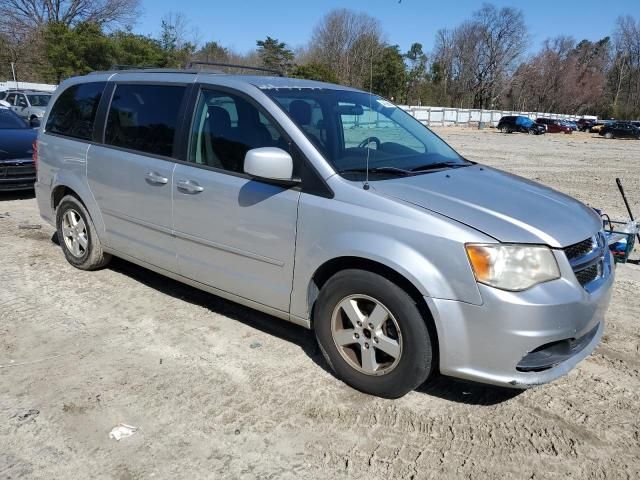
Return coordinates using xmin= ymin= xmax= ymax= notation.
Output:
xmin=172 ymin=88 xmax=300 ymax=312
xmin=87 ymin=83 xmax=187 ymax=271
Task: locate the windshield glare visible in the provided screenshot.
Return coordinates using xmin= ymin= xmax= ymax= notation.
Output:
xmin=265 ymin=88 xmax=465 ymax=179
xmin=27 ymin=94 xmax=51 ymax=107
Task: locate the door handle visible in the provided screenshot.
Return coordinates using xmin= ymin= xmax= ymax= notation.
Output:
xmin=145 ymin=171 xmax=168 ymax=185
xmin=177 ymin=179 xmax=204 ymax=194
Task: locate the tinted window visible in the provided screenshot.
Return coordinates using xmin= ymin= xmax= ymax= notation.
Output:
xmin=0 ymin=108 xmax=27 ymax=129
xmin=6 ymin=93 xmax=16 ymax=105
xmin=46 ymin=82 xmax=106 ymax=140
xmin=105 ymin=84 xmax=185 ymax=157
xmin=189 ymin=89 xmax=287 ymax=173
xmin=16 ymin=95 xmax=27 ymax=107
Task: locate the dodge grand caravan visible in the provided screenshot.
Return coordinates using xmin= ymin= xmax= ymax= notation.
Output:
xmin=35 ymin=70 xmax=614 ymax=398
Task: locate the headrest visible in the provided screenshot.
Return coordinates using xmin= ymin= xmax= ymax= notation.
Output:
xmin=208 ymin=106 xmax=231 ymax=132
xmin=289 ymin=100 xmax=312 ymax=126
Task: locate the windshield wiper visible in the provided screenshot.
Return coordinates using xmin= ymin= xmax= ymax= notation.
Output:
xmin=338 ymin=166 xmax=414 ymax=176
xmin=410 ymin=161 xmax=471 ymax=172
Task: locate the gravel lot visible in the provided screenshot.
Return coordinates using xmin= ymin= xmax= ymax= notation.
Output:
xmin=1 ymin=128 xmax=639 ymax=479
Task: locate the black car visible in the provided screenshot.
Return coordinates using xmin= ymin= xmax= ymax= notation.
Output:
xmin=599 ymin=121 xmax=640 ymax=140
xmin=0 ymin=107 xmax=37 ymax=191
xmin=497 ymin=115 xmax=546 ymax=135
xmin=577 ymin=118 xmax=596 ymax=132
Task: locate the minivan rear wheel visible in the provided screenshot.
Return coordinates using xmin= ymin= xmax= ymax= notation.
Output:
xmin=56 ymin=195 xmax=111 ymax=270
xmin=314 ymin=269 xmax=434 ymax=398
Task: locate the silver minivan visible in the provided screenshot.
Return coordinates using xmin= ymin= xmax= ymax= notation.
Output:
xmin=35 ymin=70 xmax=614 ymax=398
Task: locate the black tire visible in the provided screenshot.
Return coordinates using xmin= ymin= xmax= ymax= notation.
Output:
xmin=56 ymin=195 xmax=111 ymax=270
xmin=314 ymin=269 xmax=434 ymax=398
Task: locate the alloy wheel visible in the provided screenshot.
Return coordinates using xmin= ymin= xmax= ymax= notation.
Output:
xmin=61 ymin=209 xmax=88 ymax=258
xmin=330 ymin=294 xmax=403 ymax=376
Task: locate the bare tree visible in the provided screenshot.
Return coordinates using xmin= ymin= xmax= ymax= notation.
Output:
xmin=308 ymin=8 xmax=384 ymax=88
xmin=431 ymin=4 xmax=527 ymax=109
xmin=610 ymin=15 xmax=640 ymax=118
xmin=2 ymin=0 xmax=141 ymax=31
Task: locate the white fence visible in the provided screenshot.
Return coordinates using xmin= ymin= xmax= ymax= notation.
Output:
xmin=400 ymin=106 xmax=583 ymax=127
xmin=0 ymin=81 xmax=57 ymax=92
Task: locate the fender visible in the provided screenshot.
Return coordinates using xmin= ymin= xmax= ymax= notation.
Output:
xmin=51 ymin=167 xmax=106 ymax=238
xmin=289 ymin=230 xmax=483 ymax=321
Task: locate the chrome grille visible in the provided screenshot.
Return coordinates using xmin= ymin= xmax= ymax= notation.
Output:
xmin=564 ymin=237 xmax=596 ymax=261
xmin=575 ymin=264 xmax=599 ymax=286
xmin=564 ymin=233 xmax=606 ymax=290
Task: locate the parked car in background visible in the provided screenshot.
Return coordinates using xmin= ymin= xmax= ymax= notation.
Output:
xmin=35 ymin=70 xmax=613 ymax=398
xmin=599 ymin=121 xmax=640 ymax=139
xmin=535 ymin=118 xmax=573 ymax=134
xmin=631 ymin=121 xmax=640 ymax=128
xmin=0 ymin=107 xmax=36 ymax=191
xmin=590 ymin=121 xmax=612 ymax=133
xmin=497 ymin=115 xmax=545 ymax=134
xmin=0 ymin=90 xmax=11 ymax=107
xmin=561 ymin=120 xmax=578 ymax=131
xmin=577 ymin=119 xmax=596 ymax=131
xmin=4 ymin=90 xmax=52 ymax=121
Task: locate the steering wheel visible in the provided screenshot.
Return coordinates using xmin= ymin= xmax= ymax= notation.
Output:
xmin=358 ymin=136 xmax=381 ymax=150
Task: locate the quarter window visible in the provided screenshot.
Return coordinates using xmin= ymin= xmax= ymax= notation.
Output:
xmin=105 ymin=84 xmax=186 ymax=157
xmin=189 ymin=89 xmax=288 ymax=173
xmin=46 ymin=82 xmax=106 ymax=140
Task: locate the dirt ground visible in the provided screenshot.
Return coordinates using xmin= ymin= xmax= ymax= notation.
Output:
xmin=1 ymin=128 xmax=639 ymax=479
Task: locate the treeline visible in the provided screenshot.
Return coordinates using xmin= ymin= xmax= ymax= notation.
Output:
xmin=1 ymin=1 xmax=640 ymax=118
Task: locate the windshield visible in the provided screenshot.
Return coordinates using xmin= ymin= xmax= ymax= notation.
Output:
xmin=27 ymin=94 xmax=51 ymax=107
xmin=265 ymin=88 xmax=466 ymax=179
xmin=0 ymin=108 xmax=27 ymax=129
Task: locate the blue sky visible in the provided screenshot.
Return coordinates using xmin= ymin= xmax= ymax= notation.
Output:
xmin=136 ymin=0 xmax=639 ymax=55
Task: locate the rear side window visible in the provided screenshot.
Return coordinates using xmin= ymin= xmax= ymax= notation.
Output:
xmin=105 ymin=84 xmax=186 ymax=157
xmin=46 ymin=82 xmax=106 ymax=140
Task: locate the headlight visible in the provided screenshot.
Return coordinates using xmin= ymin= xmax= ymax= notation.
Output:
xmin=465 ymin=244 xmax=560 ymax=291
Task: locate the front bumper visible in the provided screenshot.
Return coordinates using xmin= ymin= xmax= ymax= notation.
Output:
xmin=428 ymin=250 xmax=614 ymax=388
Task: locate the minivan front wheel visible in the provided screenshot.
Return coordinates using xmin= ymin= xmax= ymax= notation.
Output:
xmin=56 ymin=195 xmax=111 ymax=270
xmin=314 ymin=269 xmax=434 ymax=398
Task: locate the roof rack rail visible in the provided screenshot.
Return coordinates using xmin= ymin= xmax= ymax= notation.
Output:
xmin=188 ymin=61 xmax=283 ymax=76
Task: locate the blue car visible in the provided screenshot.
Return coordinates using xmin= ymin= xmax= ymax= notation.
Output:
xmin=0 ymin=107 xmax=37 ymax=191
xmin=497 ymin=115 xmax=546 ymax=135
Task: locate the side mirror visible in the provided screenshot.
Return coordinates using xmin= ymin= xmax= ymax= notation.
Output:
xmin=244 ymin=147 xmax=297 ymax=183
xmin=29 ymin=117 xmax=41 ymax=128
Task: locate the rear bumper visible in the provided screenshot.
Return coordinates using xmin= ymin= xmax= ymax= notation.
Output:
xmin=428 ymin=250 xmax=614 ymax=388
xmin=35 ymin=181 xmax=55 ymax=226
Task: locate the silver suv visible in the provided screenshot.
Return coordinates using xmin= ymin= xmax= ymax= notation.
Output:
xmin=35 ymin=69 xmax=614 ymax=398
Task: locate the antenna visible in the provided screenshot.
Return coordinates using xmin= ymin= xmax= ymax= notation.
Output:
xmin=363 ymin=46 xmax=374 ymax=191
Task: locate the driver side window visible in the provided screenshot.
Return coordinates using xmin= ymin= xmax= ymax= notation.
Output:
xmin=189 ymin=89 xmax=288 ymax=174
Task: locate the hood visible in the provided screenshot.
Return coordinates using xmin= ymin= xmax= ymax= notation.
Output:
xmin=372 ymin=165 xmax=601 ymax=247
xmin=0 ymin=128 xmax=36 ymax=160
xmin=29 ymin=107 xmax=46 ymax=117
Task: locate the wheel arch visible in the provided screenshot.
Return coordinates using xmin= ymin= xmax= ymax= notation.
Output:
xmin=308 ymin=256 xmax=440 ymax=364
xmin=50 ymin=175 xmax=106 ymax=235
